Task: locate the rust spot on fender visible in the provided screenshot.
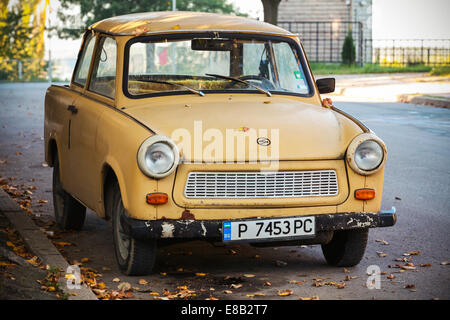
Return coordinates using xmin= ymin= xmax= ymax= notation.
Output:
xmin=181 ymin=209 xmax=195 ymax=220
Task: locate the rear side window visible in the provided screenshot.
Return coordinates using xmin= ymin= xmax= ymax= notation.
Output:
xmin=89 ymin=37 xmax=117 ymax=99
xmin=73 ymin=34 xmax=96 ymax=86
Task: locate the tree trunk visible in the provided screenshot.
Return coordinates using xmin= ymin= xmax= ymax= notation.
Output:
xmin=261 ymin=0 xmax=281 ymax=25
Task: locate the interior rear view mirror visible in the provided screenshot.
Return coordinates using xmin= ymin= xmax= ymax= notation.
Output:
xmin=191 ymin=39 xmax=232 ymax=51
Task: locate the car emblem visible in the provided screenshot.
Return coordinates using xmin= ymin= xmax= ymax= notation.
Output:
xmin=257 ymin=137 xmax=271 ymax=146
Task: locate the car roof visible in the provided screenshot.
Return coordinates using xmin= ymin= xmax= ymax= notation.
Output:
xmin=88 ymin=11 xmax=294 ymax=37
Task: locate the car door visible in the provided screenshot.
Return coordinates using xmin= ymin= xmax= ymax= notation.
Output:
xmin=59 ymin=32 xmax=96 ymax=197
xmin=68 ymin=35 xmax=117 ymax=210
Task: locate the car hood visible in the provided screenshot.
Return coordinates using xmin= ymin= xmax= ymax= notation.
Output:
xmin=123 ymin=95 xmax=364 ymax=162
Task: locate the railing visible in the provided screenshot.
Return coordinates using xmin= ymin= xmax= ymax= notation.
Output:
xmin=369 ymin=39 xmax=450 ymax=66
xmin=278 ymin=21 xmax=365 ymax=64
xmin=278 ymin=21 xmax=450 ymax=66
xmin=0 ymin=58 xmax=76 ymax=82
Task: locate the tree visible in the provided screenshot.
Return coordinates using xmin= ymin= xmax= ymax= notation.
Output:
xmin=261 ymin=0 xmax=281 ymax=25
xmin=0 ymin=0 xmax=48 ymax=80
xmin=341 ymin=30 xmax=356 ymax=65
xmin=56 ymin=0 xmax=244 ymax=39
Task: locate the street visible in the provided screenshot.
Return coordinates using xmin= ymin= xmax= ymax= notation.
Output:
xmin=0 ymin=82 xmax=449 ymax=300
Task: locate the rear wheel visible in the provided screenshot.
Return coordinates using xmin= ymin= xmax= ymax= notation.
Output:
xmin=52 ymin=154 xmax=86 ymax=230
xmin=107 ymin=181 xmax=157 ymax=276
xmin=321 ymin=228 xmax=369 ymax=267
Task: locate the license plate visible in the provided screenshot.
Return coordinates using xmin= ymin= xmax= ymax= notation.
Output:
xmin=222 ymin=216 xmax=315 ymax=242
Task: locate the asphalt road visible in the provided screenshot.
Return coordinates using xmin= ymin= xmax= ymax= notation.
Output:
xmin=0 ymin=82 xmax=449 ymax=300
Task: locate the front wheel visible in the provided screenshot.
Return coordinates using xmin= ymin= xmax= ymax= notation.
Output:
xmin=321 ymin=228 xmax=369 ymax=267
xmin=108 ymin=182 xmax=157 ymax=276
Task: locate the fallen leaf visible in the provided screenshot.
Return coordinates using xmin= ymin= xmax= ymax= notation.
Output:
xmin=335 ymin=282 xmax=346 ymax=289
xmin=440 ymin=261 xmax=450 ymax=265
xmin=112 ymin=278 xmax=120 ymax=282
xmin=224 ymin=290 xmax=232 ymax=294
xmin=299 ymin=296 xmax=319 ymax=300
xmin=81 ymin=257 xmax=89 ymax=263
xmin=230 ymin=283 xmax=243 ymax=289
xmin=405 ymin=250 xmax=420 ymax=256
xmin=138 ymin=279 xmax=148 ymax=285
xmin=195 ymin=272 xmax=207 ymax=277
xmin=243 ymin=274 xmax=255 ymax=278
xmin=377 ymin=252 xmax=388 ymax=258
xmin=118 ymin=282 xmax=132 ymax=292
xmin=275 ymin=260 xmax=288 ymax=267
xmin=37 ymin=199 xmax=48 ymax=204
xmin=387 ymin=274 xmax=395 ymax=279
xmin=278 ymin=289 xmax=293 ymax=296
xmin=404 ymin=284 xmax=415 ymax=289
xmin=400 ymin=265 xmax=416 ymax=270
xmin=0 ymin=262 xmax=15 ymax=267
xmin=54 ymin=241 xmax=72 ymax=247
xmin=419 ymin=263 xmax=431 ymax=267
xmin=263 ymin=281 xmax=272 ymax=286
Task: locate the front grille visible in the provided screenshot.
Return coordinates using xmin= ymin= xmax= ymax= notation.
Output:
xmin=184 ymin=170 xmax=338 ymax=199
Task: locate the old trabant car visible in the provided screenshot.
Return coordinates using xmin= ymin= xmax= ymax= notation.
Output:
xmin=44 ymin=11 xmax=396 ymax=275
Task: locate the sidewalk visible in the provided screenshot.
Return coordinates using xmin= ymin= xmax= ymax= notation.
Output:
xmin=319 ymin=72 xmax=450 ymax=107
xmin=0 ymin=189 xmax=97 ymax=300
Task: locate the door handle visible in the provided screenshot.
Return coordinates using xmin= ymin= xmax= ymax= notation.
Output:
xmin=67 ymin=105 xmax=78 ymax=114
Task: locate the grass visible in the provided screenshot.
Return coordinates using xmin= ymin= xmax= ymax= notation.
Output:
xmin=429 ymin=65 xmax=450 ymax=76
xmin=310 ymin=62 xmax=433 ymax=75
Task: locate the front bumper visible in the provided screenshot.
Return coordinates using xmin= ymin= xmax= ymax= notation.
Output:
xmin=121 ymin=208 xmax=397 ymax=242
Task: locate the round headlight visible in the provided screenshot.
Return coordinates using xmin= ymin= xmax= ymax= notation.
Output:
xmin=137 ymin=135 xmax=179 ymax=179
xmin=354 ymin=140 xmax=384 ymax=171
xmin=145 ymin=142 xmax=174 ymax=174
xmin=346 ymin=133 xmax=386 ymax=175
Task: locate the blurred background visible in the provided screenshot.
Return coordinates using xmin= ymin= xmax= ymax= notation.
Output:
xmin=0 ymin=0 xmax=449 ymax=82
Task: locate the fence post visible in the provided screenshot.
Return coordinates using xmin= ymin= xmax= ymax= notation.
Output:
xmin=48 ymin=50 xmax=52 ymax=83
xmin=18 ymin=60 xmax=22 ymax=81
xmin=316 ymin=22 xmax=319 ymax=61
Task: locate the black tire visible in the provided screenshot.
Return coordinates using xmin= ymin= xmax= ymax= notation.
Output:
xmin=107 ymin=181 xmax=157 ymax=276
xmin=52 ymin=154 xmax=86 ymax=230
xmin=321 ymin=228 xmax=369 ymax=267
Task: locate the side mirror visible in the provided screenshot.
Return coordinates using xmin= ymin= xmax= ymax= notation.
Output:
xmin=316 ymin=78 xmax=335 ymax=94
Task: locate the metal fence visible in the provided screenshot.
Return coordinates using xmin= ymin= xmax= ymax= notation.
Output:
xmin=279 ymin=21 xmax=450 ymax=66
xmin=0 ymin=58 xmax=76 ymax=82
xmin=370 ymin=39 xmax=450 ymax=66
xmin=278 ymin=21 xmax=365 ymax=64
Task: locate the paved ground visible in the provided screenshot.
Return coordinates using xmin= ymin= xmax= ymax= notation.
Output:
xmin=0 ymin=79 xmax=449 ymax=300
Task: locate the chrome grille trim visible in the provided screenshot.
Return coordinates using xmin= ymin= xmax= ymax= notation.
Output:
xmin=184 ymin=170 xmax=338 ymax=199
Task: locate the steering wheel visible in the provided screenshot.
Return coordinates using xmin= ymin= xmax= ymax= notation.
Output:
xmin=226 ymin=75 xmax=276 ymax=90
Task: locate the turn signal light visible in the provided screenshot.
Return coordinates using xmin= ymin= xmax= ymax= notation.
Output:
xmin=146 ymin=193 xmax=168 ymax=205
xmin=355 ymin=188 xmax=376 ymax=200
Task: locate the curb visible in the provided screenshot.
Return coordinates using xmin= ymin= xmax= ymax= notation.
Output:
xmin=0 ymin=189 xmax=97 ymax=300
xmin=397 ymin=94 xmax=450 ymax=109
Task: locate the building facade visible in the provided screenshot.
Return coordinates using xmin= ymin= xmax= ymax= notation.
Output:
xmin=277 ymin=0 xmax=372 ymax=63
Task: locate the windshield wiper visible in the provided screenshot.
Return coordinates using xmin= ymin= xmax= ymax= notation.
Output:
xmin=205 ymin=73 xmax=271 ymax=97
xmin=137 ymin=79 xmax=205 ymax=97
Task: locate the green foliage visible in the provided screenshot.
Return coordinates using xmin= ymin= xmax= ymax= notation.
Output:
xmin=341 ymin=31 xmax=356 ymax=66
xmin=0 ymin=0 xmax=48 ymax=81
xmin=56 ymin=0 xmax=245 ymax=39
xmin=310 ymin=62 xmax=432 ymax=75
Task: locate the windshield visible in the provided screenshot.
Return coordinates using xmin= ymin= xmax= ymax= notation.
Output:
xmin=125 ymin=36 xmax=311 ymax=97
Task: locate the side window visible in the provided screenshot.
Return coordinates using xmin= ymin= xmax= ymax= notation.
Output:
xmin=73 ymin=34 xmax=96 ymax=86
xmin=89 ymin=37 xmax=117 ymax=99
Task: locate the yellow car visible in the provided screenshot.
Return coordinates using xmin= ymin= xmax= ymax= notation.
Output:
xmin=44 ymin=11 xmax=396 ymax=275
